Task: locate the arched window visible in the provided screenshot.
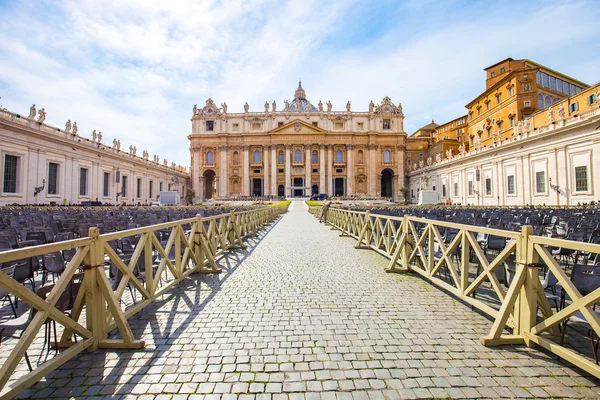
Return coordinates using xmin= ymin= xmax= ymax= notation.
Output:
xmin=253 ymin=150 xmax=261 ymax=163
xmin=545 ymin=96 xmax=551 ymax=108
xmin=538 ymin=93 xmax=544 ymax=109
xmin=335 ymin=150 xmax=343 ymax=162
xmin=358 ymin=150 xmax=364 ymax=163
xmin=278 ymin=151 xmax=284 ymax=164
xmin=312 ymin=151 xmax=318 ymax=164
xmin=206 ymin=151 xmax=213 ymax=164
xmin=295 ymin=149 xmax=302 ymax=162
xmin=384 ymin=150 xmax=391 ymax=163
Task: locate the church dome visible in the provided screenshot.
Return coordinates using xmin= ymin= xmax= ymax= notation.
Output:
xmin=289 ymin=81 xmax=318 ymax=112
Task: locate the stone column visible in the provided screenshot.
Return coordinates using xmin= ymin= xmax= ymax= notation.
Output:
xmin=346 ymin=145 xmax=353 ymax=196
xmin=327 ymin=145 xmax=333 ymax=195
xmin=285 ymin=145 xmax=291 ymax=197
xmin=198 ymin=176 xmax=205 ymax=200
xmin=368 ymin=144 xmax=377 ymax=196
xmin=263 ymin=146 xmax=270 ymax=196
xmin=192 ymin=147 xmax=201 ymax=197
xmin=242 ymin=146 xmax=250 ymax=196
xmin=219 ymin=146 xmax=228 ymax=197
xmin=319 ymin=145 xmax=326 ymax=194
xmin=305 ymin=146 xmax=311 ymax=196
xmin=271 ymin=147 xmax=277 ymax=196
xmin=396 ymin=145 xmax=405 ymax=201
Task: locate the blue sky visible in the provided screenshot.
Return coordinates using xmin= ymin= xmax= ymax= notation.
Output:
xmin=0 ymin=0 xmax=598 ymax=167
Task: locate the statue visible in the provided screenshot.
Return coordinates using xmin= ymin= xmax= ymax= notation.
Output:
xmin=117 ymin=140 xmax=121 ymax=150
xmin=65 ymin=120 xmax=72 ymax=132
xmin=524 ymin=117 xmax=531 ymax=131
xmin=97 ymin=131 xmax=102 ymax=143
xmin=306 ymin=101 xmax=311 ymax=112
xmin=92 ymin=130 xmax=97 ymax=141
xmin=264 ymin=101 xmax=269 ymax=112
xmin=163 ymin=159 xmax=167 ymax=166
xmin=446 ymin=148 xmax=453 ymax=159
xmin=548 ymin=108 xmax=555 ymax=122
xmin=172 ymin=162 xmax=176 ymax=168
xmin=272 ymin=100 xmax=276 ymax=112
xmin=419 ymin=160 xmax=424 ymax=169
xmin=244 ymin=102 xmax=249 ymax=112
xmin=132 ymin=146 xmax=137 ymax=156
xmin=318 ymin=100 xmax=323 ymax=112
xmin=327 ymin=101 xmax=332 ymax=112
xmin=72 ymin=122 xmax=78 ymax=135
xmin=193 ymin=104 xmax=197 ymax=115
xmin=426 ymin=157 xmax=432 ymax=166
xmin=28 ymin=104 xmax=36 ymax=119
xmin=221 ymin=102 xmax=227 ymax=113
xmin=346 ymin=101 xmax=351 ymax=112
xmin=557 ymin=105 xmax=566 ymax=120
xmin=458 ymin=143 xmax=466 ymax=155
xmin=284 ymin=100 xmax=290 ymax=111
xmin=37 ymin=108 xmax=46 ymax=123
xmin=398 ymin=103 xmax=403 ymax=115
xmin=369 ymin=100 xmax=374 ymax=113
xmin=113 ymin=139 xmax=118 ymax=148
xmin=435 ymin=153 xmax=441 ymax=163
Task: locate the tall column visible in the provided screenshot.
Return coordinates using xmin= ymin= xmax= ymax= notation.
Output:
xmin=327 ymin=146 xmax=333 ymax=195
xmin=285 ymin=145 xmax=291 ymax=197
xmin=305 ymin=146 xmax=311 ymax=196
xmin=198 ymin=176 xmax=205 ymax=200
xmin=396 ymin=145 xmax=405 ymax=201
xmin=242 ymin=146 xmax=250 ymax=196
xmin=346 ymin=145 xmax=353 ymax=196
xmin=192 ymin=147 xmax=201 ymax=197
xmin=271 ymin=147 xmax=277 ymax=196
xmin=263 ymin=146 xmax=270 ymax=196
xmin=219 ymin=146 xmax=228 ymax=198
xmin=319 ymin=145 xmax=326 ymax=194
xmin=368 ymin=144 xmax=377 ymax=196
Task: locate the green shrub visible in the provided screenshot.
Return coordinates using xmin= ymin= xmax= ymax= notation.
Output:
xmin=305 ymin=200 xmax=324 ymax=207
xmin=269 ymin=200 xmax=291 ymax=207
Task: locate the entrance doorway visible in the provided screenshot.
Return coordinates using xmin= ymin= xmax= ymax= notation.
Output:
xmin=203 ymin=170 xmax=216 ymax=199
xmin=334 ymin=178 xmax=345 ymax=197
xmin=381 ymin=169 xmax=394 ymax=198
xmin=252 ymin=178 xmax=262 ymax=196
xmin=277 ymin=185 xmax=285 ymax=197
xmin=311 ymin=185 xmax=319 ymax=196
xmin=293 ymin=177 xmax=304 ymax=197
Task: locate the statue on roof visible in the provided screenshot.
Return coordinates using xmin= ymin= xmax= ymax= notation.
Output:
xmin=28 ymin=104 xmax=36 ymax=119
xmin=244 ymin=102 xmax=249 ymax=112
xmin=318 ymin=100 xmax=323 ymax=112
xmin=264 ymin=101 xmax=269 ymax=112
xmin=163 ymin=159 xmax=167 ymax=166
xmin=193 ymin=104 xmax=197 ymax=115
xmin=524 ymin=117 xmax=531 ymax=131
xmin=284 ymin=100 xmax=290 ymax=112
xmin=548 ymin=107 xmax=555 ymax=122
xmin=426 ymin=157 xmax=432 ymax=167
xmin=435 ymin=153 xmax=441 ymax=163
xmin=72 ymin=122 xmax=78 ymax=135
xmin=65 ymin=120 xmax=72 ymax=133
xmin=557 ymin=105 xmax=566 ymax=120
xmin=369 ymin=100 xmax=374 ymax=113
xmin=446 ymin=148 xmax=453 ymax=159
xmin=272 ymin=100 xmax=276 ymax=112
xmin=306 ymin=101 xmax=311 ymax=112
xmin=37 ymin=108 xmax=46 ymax=123
xmin=221 ymin=102 xmax=227 ymax=113
xmin=346 ymin=101 xmax=351 ymax=112
xmin=92 ymin=130 xmax=97 ymax=141
xmin=98 ymin=131 xmax=102 ymax=143
xmin=113 ymin=139 xmax=118 ymax=148
xmin=459 ymin=143 xmax=466 ymax=155
xmin=327 ymin=101 xmax=332 ymax=112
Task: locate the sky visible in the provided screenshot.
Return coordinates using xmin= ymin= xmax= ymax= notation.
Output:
xmin=0 ymin=0 xmax=598 ymax=168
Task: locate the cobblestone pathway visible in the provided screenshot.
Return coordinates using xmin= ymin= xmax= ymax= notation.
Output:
xmin=20 ymin=201 xmax=600 ymax=399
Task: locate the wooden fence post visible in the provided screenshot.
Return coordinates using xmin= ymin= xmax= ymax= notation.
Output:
xmin=519 ymin=225 xmax=538 ymax=348
xmin=84 ymin=228 xmax=105 ymax=352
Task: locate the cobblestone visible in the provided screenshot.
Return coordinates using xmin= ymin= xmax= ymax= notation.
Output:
xmin=17 ymin=201 xmax=600 ymax=398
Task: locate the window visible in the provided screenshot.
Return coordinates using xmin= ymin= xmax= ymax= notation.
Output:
xmin=588 ymin=94 xmax=597 ymax=105
xmin=357 ymin=122 xmax=364 ymax=130
xmin=507 ymin=175 xmax=515 ymax=195
xmin=549 ymin=76 xmax=556 ymax=91
xmin=149 ymin=180 xmax=154 ymax=199
xmin=500 ymin=67 xmax=505 ymax=73
xmin=575 ymin=166 xmax=588 ymax=192
xmin=508 ymin=86 xmax=514 ymax=97
xmin=485 ymin=177 xmax=492 ymax=195
xmin=312 ymin=151 xmax=318 ymax=164
xmin=486 ymin=102 xmax=490 ymax=111
xmin=79 ymin=168 xmax=88 ymax=196
xmin=453 ymin=182 xmax=458 ymax=197
xmin=556 ymin=79 xmax=563 ymax=93
xmin=335 ymin=150 xmax=343 ymax=162
xmin=103 ymin=172 xmax=110 ymax=197
xmin=206 ymin=151 xmax=214 ymax=164
xmin=538 ymin=93 xmax=544 ymax=109
xmin=496 ymin=94 xmax=501 ymax=104
xmin=358 ymin=150 xmax=364 ymax=163
xmin=206 ymin=121 xmax=214 ymax=131
xmin=490 ymin=72 xmax=495 ymax=78
xmin=523 ymin=83 xmax=531 ymax=91
xmin=3 ymin=155 xmax=19 ymax=193
xmin=122 ymin=176 xmax=128 ymax=197
xmin=442 ymin=184 xmax=446 ymax=197
xmin=252 ymin=122 xmax=261 ymax=130
xmin=278 ymin=122 xmax=284 ymax=127
xmin=233 ymin=151 xmax=239 ymax=165
xmin=524 ymin=100 xmax=531 ymax=107
xmin=334 ymin=122 xmax=344 ymax=129
xmin=570 ymin=84 xmax=576 ymax=95
xmin=168 ymin=183 xmax=171 ymax=191
xmin=294 ymin=150 xmax=302 ymax=163
xmin=535 ymin=171 xmax=546 ymax=193
xmin=510 ymin=116 xmax=515 ymax=127
xmin=570 ymin=102 xmax=579 ymax=113
xmin=159 ymin=182 xmax=163 ymax=192
xmin=278 ymin=151 xmax=284 ymax=164
xmin=48 ymin=162 xmax=59 ymax=195
xmin=542 ymin=73 xmax=548 ymax=87
xmin=312 ymin=122 xmax=318 ymax=127
xmin=536 ymin=71 xmax=541 ymax=84
xmin=468 ymin=181 xmax=473 ymax=196
xmin=232 ymin=123 xmax=239 ymax=131
xmin=136 ymin=178 xmax=142 ymax=198
xmin=477 ymin=108 xmax=481 ymax=117
xmin=383 ymin=150 xmax=391 ymax=163
xmin=253 ymin=150 xmax=261 ymax=163
xmin=545 ymin=96 xmax=551 ymax=109
xmin=383 ymin=119 xmax=391 ymax=129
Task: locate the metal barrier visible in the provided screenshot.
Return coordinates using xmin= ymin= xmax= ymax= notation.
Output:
xmin=0 ymin=206 xmax=286 ymax=399
xmin=320 ymin=207 xmax=600 ymax=379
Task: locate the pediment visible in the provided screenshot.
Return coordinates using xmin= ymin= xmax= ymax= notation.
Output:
xmin=270 ymin=119 xmax=327 ymax=134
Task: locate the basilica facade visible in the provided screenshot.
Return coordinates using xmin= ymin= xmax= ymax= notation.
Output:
xmin=189 ymin=83 xmax=408 ymax=199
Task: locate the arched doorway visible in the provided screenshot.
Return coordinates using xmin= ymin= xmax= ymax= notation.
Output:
xmin=277 ymin=185 xmax=285 ymax=197
xmin=381 ymin=169 xmax=394 ymax=198
xmin=311 ymin=184 xmax=319 ymax=196
xmin=203 ymin=170 xmax=216 ymax=199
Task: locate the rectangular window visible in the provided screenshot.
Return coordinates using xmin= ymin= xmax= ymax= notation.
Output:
xmin=542 ymin=73 xmax=548 ymax=87
xmin=357 ymin=122 xmax=364 ymax=130
xmin=3 ymin=154 xmax=19 ymax=193
xmin=334 ymin=122 xmax=344 ymax=129
xmin=510 ymin=117 xmax=515 ymax=127
xmin=570 ymin=102 xmax=579 ymax=113
xmin=509 ymin=86 xmax=514 ymax=97
xmin=536 ymin=71 xmax=541 ymax=84
xmin=278 ymin=122 xmax=284 ymax=127
xmin=524 ymin=101 xmax=531 ymax=107
xmin=79 ymin=168 xmax=88 ymax=196
xmin=477 ymin=108 xmax=481 ymax=117
xmin=507 ymin=175 xmax=515 ymax=195
xmin=535 ymin=171 xmax=546 ymax=193
xmin=549 ymin=76 xmax=556 ymax=91
xmin=442 ymin=184 xmax=446 ymax=197
xmin=490 ymin=72 xmax=495 ymax=78
xmin=312 ymin=122 xmax=318 ymax=127
xmin=149 ymin=180 xmax=154 ymax=199
xmin=453 ymin=182 xmax=458 ymax=197
xmin=485 ymin=178 xmax=492 ymax=195
xmin=232 ymin=123 xmax=239 ymax=131
xmin=570 ymin=84 xmax=576 ymax=95
xmin=122 ymin=176 xmax=128 ymax=197
xmin=556 ymin=79 xmax=563 ymax=93
xmin=137 ymin=178 xmax=142 ymax=198
xmin=575 ymin=166 xmax=588 ymax=192
xmin=103 ymin=172 xmax=110 ymax=197
xmin=252 ymin=122 xmax=261 ymax=130
xmin=206 ymin=121 xmax=214 ymax=131
xmin=501 ymin=67 xmax=505 ymax=73
xmin=496 ymin=94 xmax=501 ymax=104
xmin=383 ymin=119 xmax=391 ymax=129
xmin=524 ymin=83 xmax=531 ymax=91
xmin=588 ymin=94 xmax=597 ymax=106
xmin=159 ymin=181 xmax=163 ymax=192
xmin=48 ymin=162 xmax=59 ymax=195
xmin=468 ymin=181 xmax=473 ymax=196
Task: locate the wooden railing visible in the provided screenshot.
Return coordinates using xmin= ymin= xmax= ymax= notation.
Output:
xmin=319 ymin=207 xmax=600 ymax=379
xmin=0 ymin=206 xmax=286 ymax=399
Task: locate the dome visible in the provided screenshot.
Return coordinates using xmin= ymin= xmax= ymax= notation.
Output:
xmin=289 ymin=80 xmax=318 ymax=112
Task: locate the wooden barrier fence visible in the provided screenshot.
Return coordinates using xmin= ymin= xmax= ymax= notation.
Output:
xmin=0 ymin=206 xmax=286 ymax=399
xmin=318 ymin=206 xmax=600 ymax=380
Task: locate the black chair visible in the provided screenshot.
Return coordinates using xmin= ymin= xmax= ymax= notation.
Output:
xmin=25 ymin=231 xmax=47 ymax=245
xmin=0 ymin=308 xmax=33 ymax=371
xmin=0 ymin=285 xmax=17 ymax=317
xmin=36 ymin=283 xmax=73 ymax=354
xmin=42 ymin=252 xmax=66 ymax=285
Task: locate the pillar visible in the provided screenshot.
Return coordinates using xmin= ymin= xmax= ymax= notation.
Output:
xmin=346 ymin=145 xmax=353 ymax=196
xmin=396 ymin=145 xmax=405 ymax=201
xmin=271 ymin=147 xmax=277 ymax=197
xmin=319 ymin=145 xmax=325 ymax=195
xmin=219 ymin=146 xmax=228 ymax=197
xmin=285 ymin=145 xmax=291 ymax=197
xmin=192 ymin=147 xmax=201 ymax=198
xmin=263 ymin=146 xmax=270 ymax=196
xmin=368 ymin=144 xmax=377 ymax=196
xmin=327 ymin=145 xmax=333 ymax=195
xmin=305 ymin=146 xmax=311 ymax=196
xmin=242 ymin=146 xmax=250 ymax=196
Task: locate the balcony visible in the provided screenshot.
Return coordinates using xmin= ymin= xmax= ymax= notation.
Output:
xmin=250 ymin=162 xmax=263 ymax=167
xmin=204 ymin=163 xmax=216 ymax=168
xmin=333 ymin=161 xmax=346 ymax=167
xmin=292 ymin=161 xmax=304 ymax=167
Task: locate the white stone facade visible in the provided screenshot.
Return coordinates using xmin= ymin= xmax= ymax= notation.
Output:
xmin=0 ymin=108 xmax=189 ymax=205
